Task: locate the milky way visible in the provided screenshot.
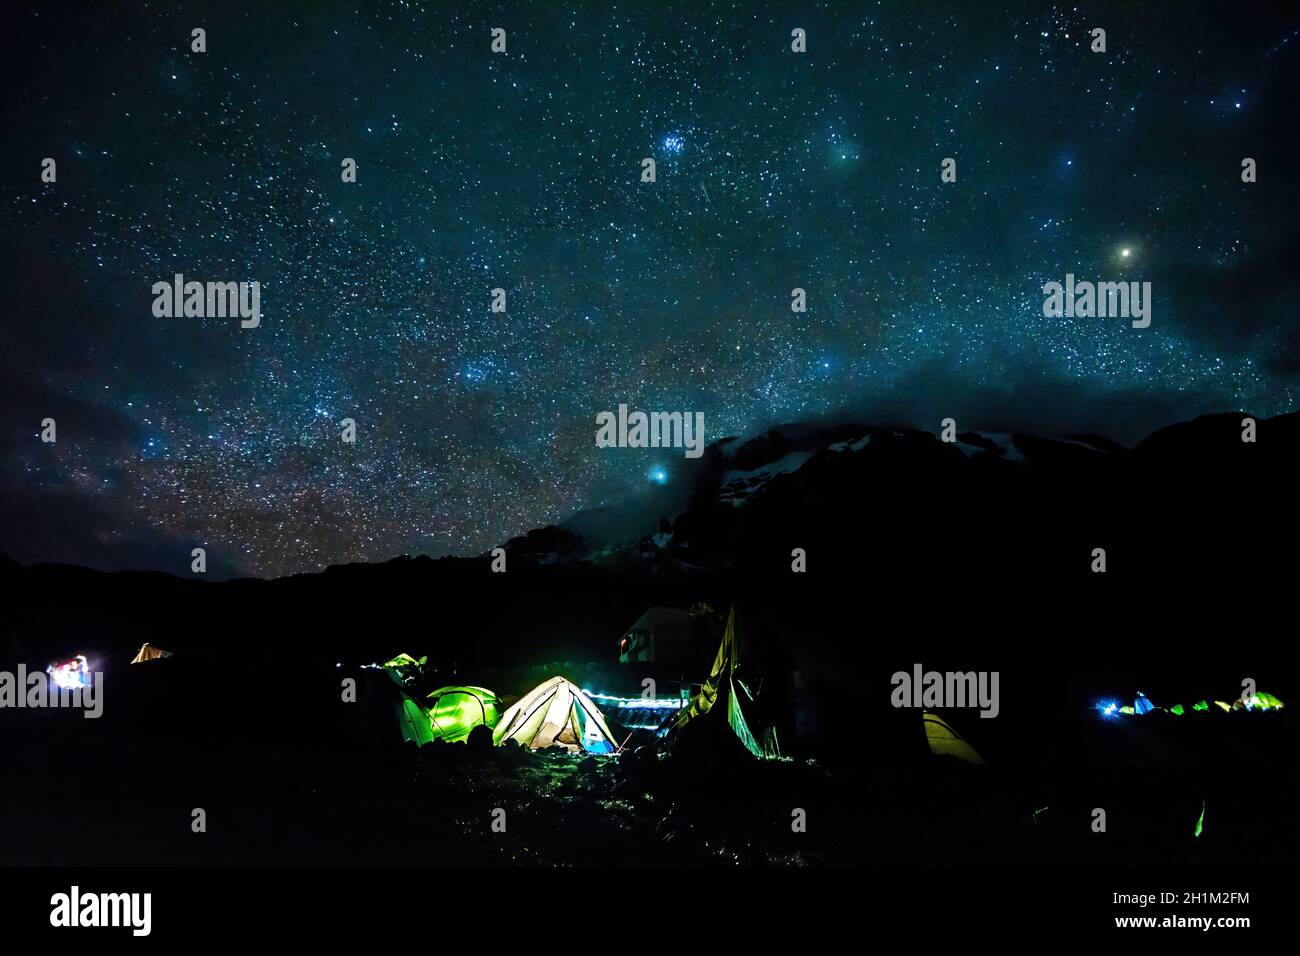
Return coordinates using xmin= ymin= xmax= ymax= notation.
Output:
xmin=2 ymin=1 xmax=1298 ymax=577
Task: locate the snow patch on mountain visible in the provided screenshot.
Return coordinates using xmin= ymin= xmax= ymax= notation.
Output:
xmin=829 ymin=434 xmax=873 ymax=453
xmin=718 ymin=450 xmax=816 ymax=507
xmin=961 ymin=432 xmax=1026 ymax=462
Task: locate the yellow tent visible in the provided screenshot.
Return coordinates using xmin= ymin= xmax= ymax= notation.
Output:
xmin=130 ymin=643 xmax=173 ymax=664
xmin=922 ymin=711 xmax=984 ymax=765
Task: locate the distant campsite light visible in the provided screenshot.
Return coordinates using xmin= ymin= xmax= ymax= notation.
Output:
xmin=1102 ymin=692 xmax=1282 ymax=716
xmin=648 ymin=465 xmax=669 ymax=485
xmin=47 ymin=656 xmax=91 ymax=690
xmin=1241 ymin=692 xmax=1284 ymax=711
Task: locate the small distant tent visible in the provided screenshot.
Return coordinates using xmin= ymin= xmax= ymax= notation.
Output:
xmin=1134 ymin=692 xmax=1155 ymax=714
xmin=381 ymin=652 xmax=427 ymax=689
xmin=425 ymin=685 xmax=501 ymax=743
xmin=130 ymin=643 xmax=172 ymax=664
xmin=670 ymin=606 xmax=779 ymax=758
xmin=492 ymin=676 xmax=617 ymax=753
xmin=383 ymin=653 xmax=424 ymax=670
xmin=922 ymin=712 xmax=984 ymax=766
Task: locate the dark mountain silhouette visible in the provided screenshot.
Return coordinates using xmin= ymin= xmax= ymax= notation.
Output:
xmin=3 ymin=410 xmax=1293 ymax=676
xmin=535 ymin=410 xmax=1300 ymax=583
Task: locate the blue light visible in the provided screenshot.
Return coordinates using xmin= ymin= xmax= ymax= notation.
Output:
xmin=1098 ymin=700 xmax=1119 ymax=717
xmin=648 ymin=466 xmax=669 ymax=485
xmin=662 ymin=134 xmax=685 ymax=155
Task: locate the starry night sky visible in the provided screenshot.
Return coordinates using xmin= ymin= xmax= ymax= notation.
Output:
xmin=2 ymin=1 xmax=1298 ymax=578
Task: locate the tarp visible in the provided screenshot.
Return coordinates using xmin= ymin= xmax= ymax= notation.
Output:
xmin=130 ymin=643 xmax=172 ymax=664
xmin=425 ymin=685 xmax=501 ymax=743
xmin=493 ymin=676 xmax=617 ymax=753
xmin=671 ymin=606 xmax=779 ymax=758
xmin=922 ymin=712 xmax=984 ymax=765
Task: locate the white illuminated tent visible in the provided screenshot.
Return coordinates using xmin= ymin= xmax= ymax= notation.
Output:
xmin=492 ymin=676 xmax=618 ymax=754
xmin=130 ymin=643 xmax=173 ymax=664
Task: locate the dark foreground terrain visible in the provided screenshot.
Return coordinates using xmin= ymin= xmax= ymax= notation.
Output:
xmin=2 ymin=411 xmax=1297 ymax=866
xmin=4 ymin=673 xmax=1295 ymax=867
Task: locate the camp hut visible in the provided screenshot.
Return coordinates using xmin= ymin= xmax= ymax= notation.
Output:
xmin=425 ymin=685 xmax=501 ymax=744
xmin=492 ymin=676 xmax=618 ymax=753
xmin=618 ymin=606 xmax=694 ymax=663
xmin=130 ymin=643 xmax=173 ymax=664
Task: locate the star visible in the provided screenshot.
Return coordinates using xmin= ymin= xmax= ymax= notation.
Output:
xmin=1 ymin=4 xmax=1294 ymax=576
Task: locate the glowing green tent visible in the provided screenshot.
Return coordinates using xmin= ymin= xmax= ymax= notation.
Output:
xmin=382 ymin=652 xmax=428 ymax=691
xmin=426 ymin=685 xmax=501 ymax=743
xmin=383 ymin=653 xmax=425 ymax=669
xmin=396 ymin=695 xmax=436 ymax=745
